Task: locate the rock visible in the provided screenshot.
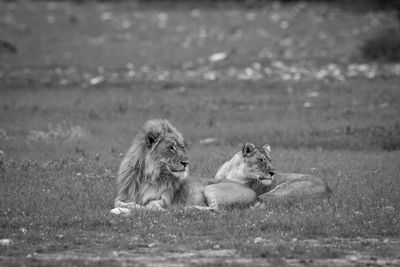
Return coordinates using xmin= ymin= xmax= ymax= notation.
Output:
xmin=209 ymin=52 xmax=227 ymax=62
xmin=254 ymin=237 xmax=266 ymax=244
xmin=0 ymin=239 xmax=12 ymax=246
xmin=199 ymin=138 xmax=218 ymax=145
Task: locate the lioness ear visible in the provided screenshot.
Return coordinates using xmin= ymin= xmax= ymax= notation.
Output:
xmin=242 ymin=143 xmax=256 ymax=157
xmin=263 ymin=144 xmax=271 ymax=153
xmin=145 ymin=131 xmax=161 ymax=147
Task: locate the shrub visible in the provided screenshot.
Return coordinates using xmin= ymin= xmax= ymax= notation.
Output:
xmin=361 ymin=28 xmax=400 ymax=62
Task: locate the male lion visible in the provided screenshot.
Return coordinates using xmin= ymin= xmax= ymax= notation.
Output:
xmin=111 ymin=119 xmax=258 ymax=214
xmin=113 ymin=119 xmax=205 ymax=212
xmin=214 ymin=143 xmax=331 ymax=202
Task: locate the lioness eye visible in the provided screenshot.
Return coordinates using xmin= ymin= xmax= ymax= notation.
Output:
xmin=258 ymin=158 xmax=264 ymax=163
xmin=168 ymin=145 xmax=175 ymax=151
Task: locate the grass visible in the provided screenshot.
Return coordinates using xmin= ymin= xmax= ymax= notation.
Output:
xmin=1 ymin=0 xmax=400 ymax=264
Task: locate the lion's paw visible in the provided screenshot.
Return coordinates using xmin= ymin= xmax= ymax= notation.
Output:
xmin=110 ymin=207 xmax=131 ymax=216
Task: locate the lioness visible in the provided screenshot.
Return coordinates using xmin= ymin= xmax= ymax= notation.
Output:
xmin=215 ymin=143 xmax=331 ymax=202
xmin=111 ymin=119 xmax=257 ymax=214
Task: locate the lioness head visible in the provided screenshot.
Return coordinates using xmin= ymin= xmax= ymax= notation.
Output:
xmin=240 ymin=142 xmax=275 ymax=185
xmin=215 ymin=142 xmax=276 ymax=186
xmin=143 ymin=119 xmax=189 ymax=180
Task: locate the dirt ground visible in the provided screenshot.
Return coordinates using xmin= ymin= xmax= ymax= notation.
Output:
xmin=2 ymin=238 xmax=400 ymax=266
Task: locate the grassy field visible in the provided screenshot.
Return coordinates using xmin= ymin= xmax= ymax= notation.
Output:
xmin=1 ymin=0 xmax=400 ymax=265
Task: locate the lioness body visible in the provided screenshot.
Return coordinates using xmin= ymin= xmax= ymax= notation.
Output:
xmin=215 ymin=143 xmax=331 ymax=202
xmin=258 ymin=172 xmax=330 ymax=201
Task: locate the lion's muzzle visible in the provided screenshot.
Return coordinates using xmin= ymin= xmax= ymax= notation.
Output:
xmin=258 ymin=169 xmax=275 ymax=186
xmin=259 ymin=177 xmax=273 ymax=186
xmin=168 ymin=160 xmax=189 ymax=173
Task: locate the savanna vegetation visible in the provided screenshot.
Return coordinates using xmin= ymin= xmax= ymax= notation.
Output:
xmin=1 ymin=0 xmax=399 ymax=265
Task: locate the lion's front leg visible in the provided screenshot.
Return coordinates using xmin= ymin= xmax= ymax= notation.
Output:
xmin=110 ymin=200 xmax=145 ymax=215
xmin=111 ymin=199 xmax=167 ymax=215
xmin=115 ymin=200 xmax=143 ymax=209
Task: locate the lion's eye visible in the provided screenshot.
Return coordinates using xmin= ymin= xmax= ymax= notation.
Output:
xmin=258 ymin=158 xmax=265 ymax=163
xmin=168 ymin=145 xmax=175 ymax=151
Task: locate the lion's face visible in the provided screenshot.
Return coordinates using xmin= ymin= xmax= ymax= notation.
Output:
xmin=214 ymin=142 xmax=276 ymax=186
xmin=156 ymin=138 xmax=188 ymax=174
xmin=145 ymin=129 xmax=189 ymax=179
xmin=239 ymin=143 xmax=276 ymax=186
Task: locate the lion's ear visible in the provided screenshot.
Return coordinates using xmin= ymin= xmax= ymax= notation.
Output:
xmin=263 ymin=144 xmax=271 ymax=153
xmin=242 ymin=143 xmax=256 ymax=157
xmin=145 ymin=131 xmax=161 ymax=147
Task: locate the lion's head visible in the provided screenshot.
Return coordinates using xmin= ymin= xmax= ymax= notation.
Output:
xmin=115 ymin=119 xmax=189 ymax=206
xmin=143 ymin=119 xmax=189 ymax=179
xmin=215 ymin=143 xmax=276 ymax=190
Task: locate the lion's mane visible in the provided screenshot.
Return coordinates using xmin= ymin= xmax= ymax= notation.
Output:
xmin=114 ymin=119 xmax=188 ymax=207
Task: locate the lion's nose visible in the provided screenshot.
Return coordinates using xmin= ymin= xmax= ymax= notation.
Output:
xmin=180 ymin=160 xmax=189 ymax=168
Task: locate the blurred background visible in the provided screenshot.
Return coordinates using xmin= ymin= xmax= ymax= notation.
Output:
xmin=1 ymin=0 xmax=399 ymax=160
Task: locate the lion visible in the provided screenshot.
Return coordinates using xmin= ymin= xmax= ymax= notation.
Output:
xmin=111 ymin=119 xmax=258 ymax=214
xmin=214 ymin=143 xmax=331 ymax=203
xmin=113 ymin=119 xmax=205 ymax=212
